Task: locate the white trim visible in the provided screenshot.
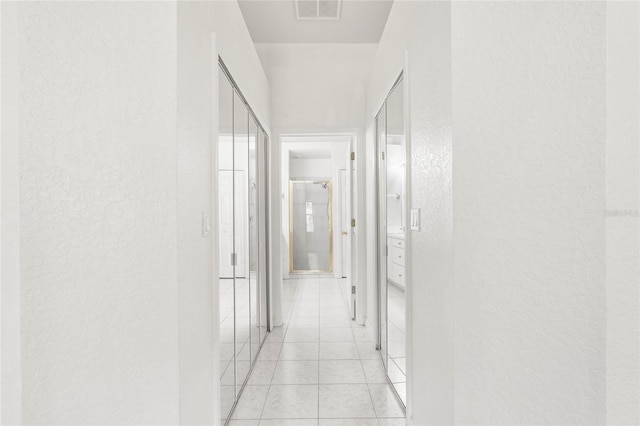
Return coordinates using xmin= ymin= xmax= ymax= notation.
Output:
xmin=210 ymin=33 xmax=221 ymax=426
xmin=371 ymin=64 xmax=405 ymax=120
xmin=373 ymin=64 xmax=410 ymax=421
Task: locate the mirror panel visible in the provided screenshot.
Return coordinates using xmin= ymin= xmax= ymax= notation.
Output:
xmin=233 ymin=91 xmax=251 ymax=395
xmin=249 ymin=117 xmax=260 ymax=362
xmin=258 ymin=130 xmax=269 ymax=345
xmin=385 ymin=78 xmax=406 ymax=405
xmin=218 ymin=71 xmax=235 ymax=424
xmin=219 ymin=61 xmax=270 ymax=424
xmin=376 ymin=104 xmax=388 ymax=371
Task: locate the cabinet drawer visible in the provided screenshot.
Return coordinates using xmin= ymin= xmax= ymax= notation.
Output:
xmin=390 ymin=245 xmax=405 ymax=267
xmin=388 ymin=237 xmax=405 ymax=249
xmin=389 ymin=262 xmax=405 ymax=288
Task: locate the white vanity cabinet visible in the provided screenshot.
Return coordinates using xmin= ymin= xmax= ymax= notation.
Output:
xmin=387 ymin=235 xmax=405 ymax=288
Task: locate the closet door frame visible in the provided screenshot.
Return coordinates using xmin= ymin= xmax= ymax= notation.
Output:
xmin=218 ymin=57 xmax=271 ymax=425
xmin=375 ymin=71 xmax=408 ymax=412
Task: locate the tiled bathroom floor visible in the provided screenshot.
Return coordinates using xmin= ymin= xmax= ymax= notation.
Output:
xmin=228 ymin=275 xmax=406 ymax=426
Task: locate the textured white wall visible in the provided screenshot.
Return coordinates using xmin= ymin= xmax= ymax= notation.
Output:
xmin=6 ymin=1 xmax=271 ymax=423
xmin=452 ymin=3 xmax=606 ymax=423
xmin=177 ymin=2 xmax=270 ymax=424
xmin=15 ymin=2 xmax=180 ymax=423
xmin=605 ymin=2 xmax=640 ymax=423
xmin=1 ymin=2 xmax=22 ymax=424
xmin=368 ymin=1 xmax=616 ymax=424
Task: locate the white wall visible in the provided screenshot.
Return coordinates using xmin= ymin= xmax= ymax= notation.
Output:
xmin=605 ymin=2 xmax=640 ymax=423
xmin=9 ymin=2 xmax=180 ymax=423
xmin=367 ymin=1 xmax=635 ymax=424
xmin=1 ymin=2 xmax=22 ymax=424
xmin=177 ymin=2 xmax=270 ymax=424
xmin=1 ymin=1 xmax=271 ymax=424
xmin=452 ymin=3 xmax=606 ymax=423
xmin=290 ymin=158 xmax=332 ymax=179
xmin=256 ymin=44 xmax=375 ymax=132
xmin=257 ymin=43 xmax=375 ymax=324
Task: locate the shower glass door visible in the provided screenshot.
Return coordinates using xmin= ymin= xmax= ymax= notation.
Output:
xmin=290 ymin=180 xmax=333 ymax=273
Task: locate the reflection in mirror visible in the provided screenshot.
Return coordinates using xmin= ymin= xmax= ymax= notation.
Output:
xmin=218 ymin=60 xmax=270 ymax=425
xmin=376 ymin=104 xmax=388 ymax=372
xmin=258 ymin=130 xmax=269 ymax=346
xmin=385 ymin=77 xmax=406 ymax=405
xmin=218 ymin=71 xmax=235 ymax=423
xmin=233 ymin=91 xmax=251 ymax=396
xmin=290 ymin=180 xmax=333 ymax=273
xmin=249 ymin=117 xmax=260 ymax=363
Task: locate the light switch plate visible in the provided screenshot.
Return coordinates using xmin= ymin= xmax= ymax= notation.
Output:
xmin=202 ymin=212 xmax=211 ymax=237
xmin=410 ymin=208 xmax=420 ymax=231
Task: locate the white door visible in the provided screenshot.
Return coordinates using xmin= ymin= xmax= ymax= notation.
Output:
xmin=219 ymin=170 xmax=247 ymax=278
xmin=340 ymin=169 xmax=349 ymax=278
xmin=343 ymin=146 xmax=354 ymax=319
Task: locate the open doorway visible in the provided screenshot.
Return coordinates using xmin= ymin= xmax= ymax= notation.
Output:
xmin=280 ymin=135 xmax=355 ymax=316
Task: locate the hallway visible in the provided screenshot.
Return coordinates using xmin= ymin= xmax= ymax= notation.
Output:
xmin=3 ymin=1 xmax=639 ymax=425
xmin=228 ymin=276 xmax=405 ymax=425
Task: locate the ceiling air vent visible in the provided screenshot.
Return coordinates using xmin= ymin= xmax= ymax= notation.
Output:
xmin=295 ymin=0 xmax=342 ymax=20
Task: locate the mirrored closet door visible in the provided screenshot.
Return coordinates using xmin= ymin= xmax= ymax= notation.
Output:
xmin=218 ymin=60 xmax=270 ymax=425
xmin=376 ymin=75 xmax=407 ymax=407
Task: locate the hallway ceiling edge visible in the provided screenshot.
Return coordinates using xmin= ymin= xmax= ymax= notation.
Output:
xmin=238 ymin=0 xmax=394 ymax=43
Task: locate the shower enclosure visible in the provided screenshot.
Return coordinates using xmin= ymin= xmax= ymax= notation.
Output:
xmin=289 ymin=180 xmax=333 ymax=273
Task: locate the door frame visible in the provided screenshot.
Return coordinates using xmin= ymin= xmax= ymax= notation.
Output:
xmin=216 ymin=56 xmax=272 ymax=425
xmin=374 ymin=70 xmax=408 ymax=413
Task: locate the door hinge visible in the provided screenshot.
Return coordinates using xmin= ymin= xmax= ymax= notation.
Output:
xmin=351 ymin=218 xmax=356 ymax=228
xmin=231 ymin=253 xmax=237 ymax=266
xmin=350 ymin=152 xmax=355 ymax=161
xmin=351 ymin=285 xmax=356 ymax=294
xmin=381 ymin=151 xmax=385 ymax=160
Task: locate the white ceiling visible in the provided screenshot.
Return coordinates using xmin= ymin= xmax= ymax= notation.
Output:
xmin=238 ymin=0 xmax=394 ymax=43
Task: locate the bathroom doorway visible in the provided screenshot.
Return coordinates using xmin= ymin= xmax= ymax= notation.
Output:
xmin=280 ymin=135 xmax=355 ymax=315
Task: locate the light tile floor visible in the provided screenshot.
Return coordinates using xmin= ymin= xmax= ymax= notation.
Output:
xmin=229 ymin=275 xmax=405 ymax=426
